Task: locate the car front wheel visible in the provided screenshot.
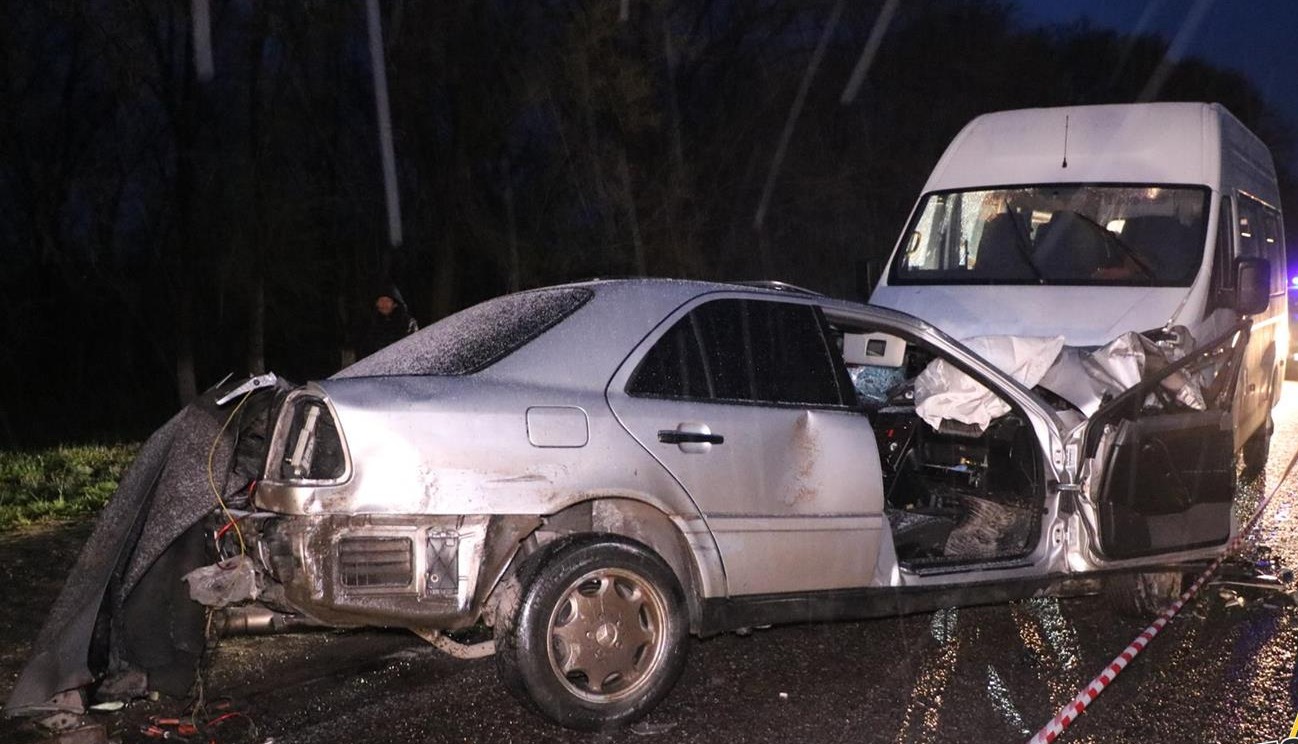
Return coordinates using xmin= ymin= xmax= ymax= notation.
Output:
xmin=1105 ymin=570 xmax=1184 ymax=617
xmin=495 ymin=535 xmax=688 ymax=730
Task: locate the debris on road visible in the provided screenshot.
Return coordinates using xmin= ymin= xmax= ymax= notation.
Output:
xmin=184 ymin=555 xmax=261 ymax=608
xmin=630 ymin=720 xmax=679 ymax=736
xmin=1208 ymin=550 xmax=1297 ymax=610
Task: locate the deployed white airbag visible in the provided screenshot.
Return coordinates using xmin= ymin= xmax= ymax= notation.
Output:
xmin=914 ymin=335 xmax=1065 ymax=430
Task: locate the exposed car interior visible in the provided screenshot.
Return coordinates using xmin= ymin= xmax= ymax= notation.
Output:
xmin=833 ymin=327 xmax=1043 ymax=569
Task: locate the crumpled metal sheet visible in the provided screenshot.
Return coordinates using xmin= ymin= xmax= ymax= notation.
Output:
xmin=1038 ymin=327 xmax=1206 ymax=416
xmin=914 ymin=335 xmax=1065 ymax=431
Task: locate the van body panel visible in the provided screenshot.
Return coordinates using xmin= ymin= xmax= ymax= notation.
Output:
xmin=917 ymin=102 xmax=1275 ymax=197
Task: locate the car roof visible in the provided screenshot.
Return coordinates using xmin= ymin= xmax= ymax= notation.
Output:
xmin=324 ymin=277 xmax=930 ymax=396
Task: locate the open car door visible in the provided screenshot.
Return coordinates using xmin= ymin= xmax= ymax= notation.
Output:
xmin=1079 ymin=321 xmax=1250 ymax=560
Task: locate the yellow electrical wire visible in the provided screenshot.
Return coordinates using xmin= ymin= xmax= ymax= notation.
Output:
xmin=207 ymin=390 xmax=254 ymax=555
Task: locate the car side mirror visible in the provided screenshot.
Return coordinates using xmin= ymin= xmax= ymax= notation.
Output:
xmin=1235 ymin=256 xmax=1271 ymax=316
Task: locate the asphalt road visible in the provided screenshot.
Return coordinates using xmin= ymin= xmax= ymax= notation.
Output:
xmin=7 ymin=385 xmax=1298 ymax=744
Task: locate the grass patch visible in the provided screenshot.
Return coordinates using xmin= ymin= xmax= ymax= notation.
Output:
xmin=0 ymin=443 xmax=138 ymax=531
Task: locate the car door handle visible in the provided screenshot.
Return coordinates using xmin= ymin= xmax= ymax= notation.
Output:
xmin=658 ymin=430 xmax=724 ymax=445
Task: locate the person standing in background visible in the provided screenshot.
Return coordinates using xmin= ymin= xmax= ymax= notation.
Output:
xmin=356 ymin=284 xmax=418 ymax=359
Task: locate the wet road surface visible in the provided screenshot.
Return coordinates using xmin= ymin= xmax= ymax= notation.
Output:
xmin=6 ymin=386 xmax=1298 ymax=743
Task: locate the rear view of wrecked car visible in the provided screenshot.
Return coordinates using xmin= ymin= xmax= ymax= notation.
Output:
xmin=6 ymin=277 xmax=1259 ymax=732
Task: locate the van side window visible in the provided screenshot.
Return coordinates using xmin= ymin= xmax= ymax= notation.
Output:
xmin=1238 ymin=193 xmax=1285 ymax=294
xmin=1263 ymin=209 xmax=1285 ymax=293
xmin=1237 ymin=197 xmax=1260 ymax=259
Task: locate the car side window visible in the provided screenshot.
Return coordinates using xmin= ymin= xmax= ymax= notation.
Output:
xmin=628 ymin=299 xmax=844 ymax=407
xmin=626 ymin=312 xmax=712 ymax=399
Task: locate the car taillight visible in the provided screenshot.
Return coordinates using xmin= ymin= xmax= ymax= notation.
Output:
xmin=280 ymin=398 xmax=345 ymax=481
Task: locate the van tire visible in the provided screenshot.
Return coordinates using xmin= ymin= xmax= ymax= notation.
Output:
xmin=1105 ymin=571 xmax=1183 ymax=617
xmin=1241 ymin=414 xmax=1273 ymax=479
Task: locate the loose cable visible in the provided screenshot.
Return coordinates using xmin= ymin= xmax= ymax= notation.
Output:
xmin=207 ymin=391 xmax=253 ymax=555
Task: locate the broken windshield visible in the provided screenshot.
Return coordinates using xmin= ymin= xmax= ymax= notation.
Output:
xmin=891 ymin=185 xmax=1210 ymax=286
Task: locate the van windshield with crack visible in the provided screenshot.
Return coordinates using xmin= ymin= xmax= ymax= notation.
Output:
xmin=892 ymin=185 xmax=1209 ymax=286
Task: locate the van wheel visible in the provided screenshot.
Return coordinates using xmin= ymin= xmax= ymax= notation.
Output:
xmin=495 ymin=535 xmax=688 ymax=731
xmin=1241 ymin=414 xmax=1273 ymax=479
xmin=1105 ymin=571 xmax=1183 ymax=617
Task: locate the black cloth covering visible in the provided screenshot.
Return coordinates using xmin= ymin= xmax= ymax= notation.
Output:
xmin=5 ymin=380 xmax=283 ymax=714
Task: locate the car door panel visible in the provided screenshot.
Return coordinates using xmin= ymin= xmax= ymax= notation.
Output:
xmin=607 ymin=296 xmax=886 ymax=596
xmin=614 ymin=398 xmax=884 ymax=595
xmin=1081 ymin=321 xmax=1248 ymax=563
xmin=1094 ymin=411 xmax=1234 ymax=559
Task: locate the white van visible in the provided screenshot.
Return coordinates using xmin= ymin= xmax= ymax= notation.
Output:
xmin=871 ymin=102 xmax=1287 ymax=471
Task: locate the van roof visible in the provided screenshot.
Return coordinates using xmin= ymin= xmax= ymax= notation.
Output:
xmin=923 ymin=102 xmax=1278 ymax=205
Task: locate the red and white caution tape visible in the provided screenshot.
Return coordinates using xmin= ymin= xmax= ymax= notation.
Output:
xmin=1027 ymin=450 xmax=1298 ymax=744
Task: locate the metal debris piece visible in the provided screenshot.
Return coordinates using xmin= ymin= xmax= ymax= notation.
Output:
xmin=216 ymin=372 xmax=279 ymax=405
xmin=1217 ymin=589 xmax=1246 ymax=608
xmin=631 ymin=721 xmax=679 ymax=736
xmin=410 ymin=628 xmax=495 ymax=659
xmin=1211 ymin=579 xmax=1284 ymax=590
xmin=183 ymin=555 xmax=260 ymax=608
xmin=1207 ymin=549 xmax=1294 ymax=609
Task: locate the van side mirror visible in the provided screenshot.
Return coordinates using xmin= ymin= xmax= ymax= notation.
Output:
xmin=1235 ymin=256 xmax=1271 ymax=316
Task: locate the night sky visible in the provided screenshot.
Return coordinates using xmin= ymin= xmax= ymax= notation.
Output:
xmin=1020 ymin=0 xmax=1298 ymax=165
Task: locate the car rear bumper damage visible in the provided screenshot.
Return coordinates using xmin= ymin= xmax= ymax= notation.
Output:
xmin=246 ymin=512 xmax=540 ymax=630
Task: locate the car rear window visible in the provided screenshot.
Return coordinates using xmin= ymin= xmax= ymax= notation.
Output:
xmin=334 ymin=287 xmax=593 ymax=378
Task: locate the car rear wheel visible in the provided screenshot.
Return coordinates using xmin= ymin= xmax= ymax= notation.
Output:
xmin=495 ymin=535 xmax=688 ymax=730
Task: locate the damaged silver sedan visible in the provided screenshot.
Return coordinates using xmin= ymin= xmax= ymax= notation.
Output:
xmin=6 ymin=276 xmax=1263 ymax=731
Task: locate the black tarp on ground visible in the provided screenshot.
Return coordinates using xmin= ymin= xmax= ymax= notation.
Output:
xmin=4 ymin=380 xmax=283 ymax=714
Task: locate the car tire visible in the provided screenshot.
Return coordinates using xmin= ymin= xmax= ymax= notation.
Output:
xmin=495 ymin=534 xmax=688 ymax=731
xmin=1241 ymin=414 xmax=1273 ymax=479
xmin=1105 ymin=571 xmax=1183 ymax=617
